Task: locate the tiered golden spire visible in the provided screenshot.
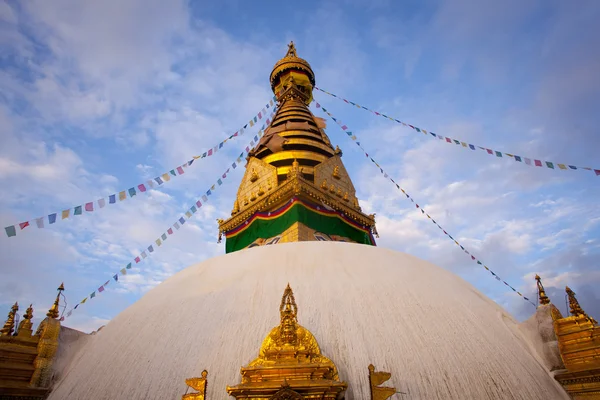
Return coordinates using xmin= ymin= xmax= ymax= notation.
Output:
xmin=535 ymin=274 xmax=550 ymax=305
xmin=17 ymin=304 xmax=34 ymax=337
xmin=565 ymin=286 xmax=597 ymax=324
xmin=0 ymin=302 xmax=18 ymax=336
xmin=46 ymin=282 xmax=64 ymax=319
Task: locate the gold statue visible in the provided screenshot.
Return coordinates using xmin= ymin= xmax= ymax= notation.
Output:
xmin=182 ymin=370 xmax=208 ymax=400
xmin=227 ymin=284 xmax=347 ymax=398
xmin=329 ymin=184 xmax=335 ymax=193
xmin=250 ymin=168 xmax=259 ymax=182
xmin=321 ymin=179 xmax=328 ymax=189
xmin=535 ymin=275 xmax=550 ymax=305
xmin=343 ymin=192 xmax=349 ymax=201
xmin=333 ymin=165 xmax=341 ymax=179
xmin=369 ymin=364 xmax=396 ymax=400
xmin=0 ymin=302 xmax=18 ymax=336
xmin=258 ymin=184 xmax=265 ymax=196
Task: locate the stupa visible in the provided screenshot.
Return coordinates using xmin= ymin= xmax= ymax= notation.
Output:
xmin=1 ymin=42 xmax=599 ymax=400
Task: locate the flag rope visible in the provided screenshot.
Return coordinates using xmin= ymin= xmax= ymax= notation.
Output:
xmin=315 ymin=100 xmax=536 ymax=307
xmin=314 ymin=87 xmax=599 ymax=177
xmin=62 ymin=109 xmax=277 ymax=319
xmin=4 ymin=97 xmax=276 ymax=238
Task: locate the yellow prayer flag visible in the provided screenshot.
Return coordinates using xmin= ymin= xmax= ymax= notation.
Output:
xmin=81 ymin=297 xmax=87 ymax=304
xmin=120 ymin=268 xmax=127 ymax=275
xmin=558 ymin=164 xmax=567 ymax=170
xmin=484 ymin=266 xmax=489 ymax=270
xmin=422 ymin=129 xmax=428 ymax=134
xmin=185 ymin=211 xmax=192 ymax=218
xmin=162 ymin=173 xmax=170 ymax=182
xmin=62 ymin=209 xmax=70 ymax=219
xmin=155 ymin=239 xmax=161 ymax=246
xmin=249 ymin=120 xmax=255 ymax=127
xmin=119 ymin=191 xmax=126 ymax=201
xmin=193 ymin=155 xmax=201 ymax=159
xmin=461 ymin=142 xmax=467 ymax=147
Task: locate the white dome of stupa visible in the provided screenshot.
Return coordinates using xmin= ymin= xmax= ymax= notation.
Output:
xmin=48 ymin=242 xmax=568 ymax=399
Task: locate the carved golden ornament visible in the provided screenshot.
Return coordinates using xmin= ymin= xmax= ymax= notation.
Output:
xmin=335 ymin=145 xmax=342 ymax=156
xmin=321 ymin=179 xmax=328 ymax=189
xmin=0 ymin=302 xmax=18 ymax=336
xmin=182 ymin=370 xmax=208 ymax=400
xmin=243 ymin=197 xmax=249 ymax=206
xmin=232 ymin=200 xmax=239 ymax=215
xmin=250 ymin=168 xmax=259 ymax=182
xmin=258 ymin=185 xmax=265 ymax=196
xmin=336 ymin=188 xmax=343 ymax=197
xmin=329 ymin=184 xmax=335 ymax=193
xmin=332 ymin=165 xmax=341 ymax=179
xmin=250 ymin=192 xmax=257 ymax=202
xmin=343 ymin=192 xmax=349 ymax=201
xmin=369 ymin=364 xmax=397 ymax=400
xmin=226 ymin=284 xmax=347 ymax=399
xmin=268 ymin=179 xmax=273 ymax=191
xmin=535 ymin=274 xmax=550 ymax=305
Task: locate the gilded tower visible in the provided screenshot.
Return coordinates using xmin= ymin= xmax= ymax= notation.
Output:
xmin=218 ymin=42 xmax=377 ymax=253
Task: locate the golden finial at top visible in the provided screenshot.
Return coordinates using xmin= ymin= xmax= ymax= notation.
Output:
xmin=0 ymin=302 xmax=18 ymax=336
xmin=368 ymin=364 xmax=397 ymax=400
xmin=182 ymin=369 xmax=208 ymax=400
xmin=565 ymin=286 xmax=596 ymax=323
xmin=535 ymin=274 xmax=550 ymax=305
xmin=47 ymin=283 xmax=64 ymax=319
xmin=286 ymin=41 xmax=297 ymax=58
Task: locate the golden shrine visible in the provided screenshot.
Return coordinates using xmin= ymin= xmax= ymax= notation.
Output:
xmin=0 ymin=284 xmax=65 ymax=399
xmin=535 ymin=275 xmax=600 ymax=399
xmin=218 ymin=42 xmax=377 ymax=253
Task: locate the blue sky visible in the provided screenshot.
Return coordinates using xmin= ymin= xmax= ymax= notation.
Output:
xmin=0 ymin=0 xmax=599 ymax=332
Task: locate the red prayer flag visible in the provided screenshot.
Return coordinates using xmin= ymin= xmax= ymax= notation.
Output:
xmin=534 ymin=160 xmax=542 ymax=167
xmin=135 ymin=256 xmax=141 ymax=263
xmin=446 ymin=138 xmax=451 ymax=143
xmin=595 ymin=169 xmax=600 ymax=176
xmin=341 ymin=125 xmax=348 ymax=130
xmin=19 ymin=221 xmax=29 ymax=230
xmin=207 ymin=149 xmax=213 ymax=156
xmin=85 ymin=202 xmax=93 ymax=212
xmin=177 ymin=166 xmax=184 ymax=174
xmin=486 ymin=149 xmax=493 ymax=154
xmin=258 ymin=112 xmax=262 ymax=119
xmin=138 ymin=184 xmax=147 ymax=192
xmin=167 ymin=228 xmax=173 ymax=235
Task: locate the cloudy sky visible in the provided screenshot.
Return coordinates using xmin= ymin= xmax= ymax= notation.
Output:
xmin=1 ymin=0 xmax=599 ymax=333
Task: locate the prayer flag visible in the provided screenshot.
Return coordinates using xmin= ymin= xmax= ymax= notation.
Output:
xmin=74 ymin=206 xmax=82 ymax=215
xmin=85 ymin=202 xmax=93 ymax=212
xmin=253 ymin=116 xmax=258 ymax=123
xmin=67 ymin=310 xmax=72 ymax=317
xmin=156 ymin=239 xmax=161 ymax=246
xmin=446 ymin=138 xmax=451 ymax=143
xmin=99 ymin=286 xmax=105 ymax=292
xmin=546 ymin=162 xmax=554 ymax=169
xmin=167 ymin=228 xmax=173 ymax=235
xmin=258 ymin=112 xmax=262 ymax=119
xmin=119 ymin=191 xmax=127 ymax=200
xmin=254 ymin=135 xmax=259 ymax=142
xmin=49 ymin=213 xmax=57 ymax=224
xmin=569 ymin=165 xmax=577 ymax=170
xmin=495 ymin=151 xmax=502 ymax=157
xmin=179 ymin=217 xmax=186 ymax=224
xmin=174 ymin=222 xmax=180 ymax=230
xmin=81 ymin=298 xmax=87 ymax=304
xmin=524 ymin=158 xmax=532 ymax=165
xmin=141 ymin=251 xmax=147 ymax=259
xmin=98 ymin=198 xmax=106 ymax=208
xmin=161 ymin=233 xmax=167 ymax=241
xmin=138 ymin=184 xmax=147 ymax=192
xmin=129 ymin=188 xmax=136 ymax=197
xmin=469 ymin=144 xmax=475 ymax=150
xmin=155 ymin=177 xmax=164 ymax=185
xmin=36 ymin=218 xmax=44 ymax=228
xmin=109 ymin=194 xmax=116 ymax=204
xmin=207 ymin=189 xmax=212 ymax=196
xmin=191 ymin=206 xmax=197 ymax=213
xmin=208 ymin=149 xmax=213 ymax=156
xmin=5 ymin=226 xmax=16 ymax=237
xmin=121 ymin=268 xmax=127 ymax=275
xmin=90 ymin=292 xmax=96 ymax=298
xmin=135 ymin=256 xmax=141 ymax=263
xmin=514 ymin=156 xmax=522 ymax=162
xmin=202 ymin=195 xmax=208 ymax=202
xmin=148 ymin=245 xmax=154 ymax=253
xmin=185 ymin=211 xmax=192 ymax=218
xmin=147 ymin=180 xmax=155 ymax=188
xmin=196 ymin=201 xmax=201 ymax=208
xmin=461 ymin=142 xmax=467 ymax=147
xmin=595 ymin=169 xmax=600 ymax=176
xmin=558 ymin=164 xmax=567 ymax=170
xmin=534 ymin=160 xmax=542 ymax=167
xmin=217 ymin=178 xmax=223 ymax=186
xmin=162 ymin=173 xmax=170 ymax=182
xmin=126 ymin=263 xmax=132 ymax=269
xmin=62 ymin=209 xmax=70 ymax=219
xmin=170 ymin=169 xmax=176 ymax=176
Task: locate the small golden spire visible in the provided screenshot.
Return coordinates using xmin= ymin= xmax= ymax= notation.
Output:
xmin=286 ymin=41 xmax=297 ymax=58
xmin=17 ymin=304 xmax=34 ymax=337
xmin=1 ymin=302 xmax=18 ymax=336
xmin=566 ymin=286 xmax=596 ymax=323
xmin=535 ymin=274 xmax=550 ymax=305
xmin=47 ymin=283 xmax=64 ymax=319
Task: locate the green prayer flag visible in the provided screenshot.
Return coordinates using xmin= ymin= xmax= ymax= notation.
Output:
xmin=74 ymin=206 xmax=82 ymax=215
xmin=5 ymin=226 xmax=16 ymax=237
xmin=546 ymin=161 xmax=554 ymax=169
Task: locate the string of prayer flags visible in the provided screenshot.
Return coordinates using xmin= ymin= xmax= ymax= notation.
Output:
xmin=315 ymin=101 xmax=536 ymax=307
xmin=4 ymin=97 xmax=277 ymax=238
xmin=314 ymin=87 xmax=599 ymax=177
xmin=63 ymin=109 xmax=277 ymax=318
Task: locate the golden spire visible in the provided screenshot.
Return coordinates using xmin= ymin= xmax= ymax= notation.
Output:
xmin=0 ymin=302 xmax=18 ymax=336
xmin=535 ymin=274 xmax=550 ymax=305
xmin=566 ymin=286 xmax=597 ymax=323
xmin=17 ymin=304 xmax=34 ymax=337
xmin=46 ymin=282 xmax=64 ymax=319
